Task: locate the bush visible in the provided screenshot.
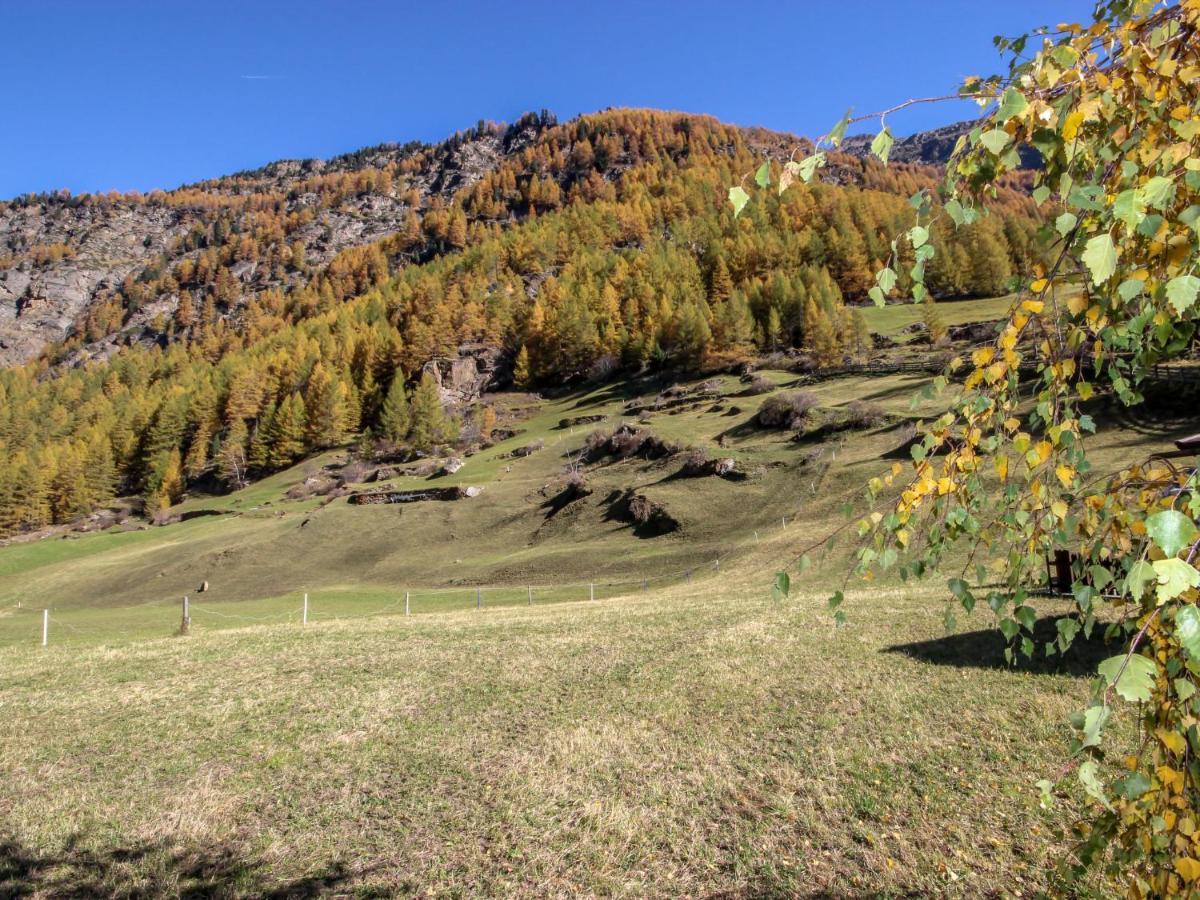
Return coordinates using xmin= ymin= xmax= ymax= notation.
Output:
xmin=757 ymin=392 xmax=819 ymax=428
xmin=743 ymin=373 xmax=775 ymax=395
xmin=844 ymin=400 xmax=886 ymax=429
xmin=511 ymin=439 xmax=544 ymax=458
xmin=583 ymin=429 xmax=611 ymax=459
xmin=678 ymin=448 xmax=710 ymax=476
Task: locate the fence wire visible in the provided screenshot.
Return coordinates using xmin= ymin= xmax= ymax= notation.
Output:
xmin=1 ymin=478 xmax=839 ymax=650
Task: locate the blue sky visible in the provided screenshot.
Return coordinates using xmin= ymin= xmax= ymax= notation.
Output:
xmin=0 ymin=1 xmax=1094 ymax=199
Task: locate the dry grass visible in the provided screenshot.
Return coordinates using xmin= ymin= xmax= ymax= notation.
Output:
xmin=0 ymin=549 xmax=1125 ymax=897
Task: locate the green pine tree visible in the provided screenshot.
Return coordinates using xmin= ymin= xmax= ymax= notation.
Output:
xmin=379 ymin=371 xmax=411 ymax=443
xmin=409 ymin=372 xmax=452 ymax=452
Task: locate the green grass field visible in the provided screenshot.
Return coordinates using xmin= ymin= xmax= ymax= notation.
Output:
xmin=1 ymin=351 xmax=1191 ymax=896
xmin=0 ymin=556 xmax=1129 ymax=897
xmin=860 ymin=293 xmax=1017 ymax=337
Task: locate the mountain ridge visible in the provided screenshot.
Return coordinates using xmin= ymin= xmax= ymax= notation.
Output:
xmin=0 ymin=109 xmax=972 ymax=370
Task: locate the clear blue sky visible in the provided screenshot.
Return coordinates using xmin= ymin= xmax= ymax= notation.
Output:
xmin=0 ymin=1 xmax=1094 ymax=199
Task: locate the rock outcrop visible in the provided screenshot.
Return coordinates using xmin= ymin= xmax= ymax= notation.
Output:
xmin=421 ymin=344 xmax=507 ymax=405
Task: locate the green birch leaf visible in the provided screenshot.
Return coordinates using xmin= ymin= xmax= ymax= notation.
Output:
xmin=772 ymin=570 xmax=790 ymax=600
xmin=1055 ymin=212 xmax=1078 ymax=237
xmin=1078 ymin=759 xmax=1113 ymax=810
xmin=1117 ymin=278 xmax=1145 ymax=301
xmin=754 ymin=161 xmax=771 ymax=189
xmin=1139 ymin=175 xmax=1175 ymax=210
xmin=1082 ymin=233 xmax=1118 ymax=285
xmin=875 ymin=267 xmax=898 ymax=293
xmin=996 ymin=87 xmax=1029 ymax=122
xmin=827 ymin=108 xmax=852 ymax=147
xmin=1032 ymin=185 xmax=1051 ymax=205
xmin=871 ymin=126 xmax=895 ymax=165
xmin=945 ymin=198 xmax=965 ymax=226
xmin=1175 ymin=605 xmax=1200 ymax=660
xmin=979 ymin=128 xmax=1012 ymax=155
xmin=1098 ymin=653 xmax=1157 ymax=702
xmin=1113 ymin=189 xmax=1143 ymax=228
xmin=1165 ymin=275 xmax=1200 ymax=316
xmin=797 ymin=152 xmax=826 ymax=184
xmin=1146 ymin=509 xmax=1199 ymax=558
xmin=1114 ymin=771 xmax=1151 ymax=800
xmin=728 ymin=186 xmax=749 ymax=218
xmin=1080 ymin=704 xmax=1110 ymax=748
xmin=1153 ymin=558 xmax=1200 ymax=604
xmin=1125 ymin=560 xmax=1156 ymax=598
xmin=908 ymin=225 xmax=929 ymax=249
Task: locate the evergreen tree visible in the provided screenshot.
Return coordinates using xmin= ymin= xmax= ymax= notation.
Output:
xmin=512 ymin=345 xmax=532 ymax=388
xmin=709 ymin=256 xmax=733 ymax=303
xmin=408 ymin=372 xmax=452 ymax=452
xmin=304 ymin=362 xmax=346 ymax=448
xmin=246 ymin=403 xmax=276 ymax=471
xmin=379 ymin=371 xmax=411 ymax=443
xmin=269 ymin=394 xmax=307 ymax=468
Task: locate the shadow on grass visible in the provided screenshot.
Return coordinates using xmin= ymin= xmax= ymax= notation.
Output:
xmin=0 ymin=834 xmax=369 ymax=898
xmin=884 ymin=615 xmax=1114 ymax=677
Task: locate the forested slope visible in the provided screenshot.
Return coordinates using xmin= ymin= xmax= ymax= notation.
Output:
xmin=0 ymin=110 xmax=1043 ymax=533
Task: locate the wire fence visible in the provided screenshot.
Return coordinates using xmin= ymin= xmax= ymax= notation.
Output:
xmin=0 ymin=552 xmax=756 ymax=651
xmin=0 ymin=397 xmax=863 ymax=651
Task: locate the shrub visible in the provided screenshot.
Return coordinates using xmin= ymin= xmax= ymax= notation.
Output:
xmin=844 ymin=400 xmax=886 ymax=429
xmin=744 ymin=373 xmax=775 ymax=395
xmin=757 ymin=391 xmax=819 ymax=428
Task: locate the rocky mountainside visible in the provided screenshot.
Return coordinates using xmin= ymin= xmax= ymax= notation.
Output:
xmin=841 ymin=118 xmax=1041 ymax=169
xmin=841 ymin=120 xmax=975 ymax=166
xmin=0 ymin=113 xmax=556 ymax=368
xmin=0 ymin=110 xmax=961 ymax=371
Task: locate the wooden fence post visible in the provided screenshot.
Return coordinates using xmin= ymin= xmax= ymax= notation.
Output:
xmin=405 ymin=592 xmax=410 ymax=616
xmin=180 ymin=596 xmax=190 ymax=635
xmin=42 ymin=609 xmax=48 ymax=647
xmin=302 ymin=593 xmax=308 ymax=625
xmin=476 ymin=587 xmax=481 ymax=610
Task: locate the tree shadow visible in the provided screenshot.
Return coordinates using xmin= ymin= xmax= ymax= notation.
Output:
xmin=883 ymin=615 xmax=1114 ymax=677
xmin=0 ymin=834 xmax=369 ymax=898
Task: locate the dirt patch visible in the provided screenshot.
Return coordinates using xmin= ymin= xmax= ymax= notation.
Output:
xmin=347 ymin=486 xmax=483 ymax=505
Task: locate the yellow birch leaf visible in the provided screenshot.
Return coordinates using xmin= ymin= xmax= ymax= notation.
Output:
xmin=1159 ymin=729 xmax=1187 ymax=755
xmin=1175 ymin=857 xmax=1200 ymax=883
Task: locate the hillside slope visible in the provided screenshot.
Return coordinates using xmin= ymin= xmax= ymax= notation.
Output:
xmin=0 ymin=109 xmax=1043 ymax=538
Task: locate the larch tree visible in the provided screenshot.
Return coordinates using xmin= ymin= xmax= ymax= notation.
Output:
xmin=379 ymin=370 xmax=411 ymax=443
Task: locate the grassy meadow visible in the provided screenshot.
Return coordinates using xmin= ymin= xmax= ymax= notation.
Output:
xmin=1 ymin=293 xmax=1193 ymax=896
xmin=0 ymin=546 xmax=1127 ymax=897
